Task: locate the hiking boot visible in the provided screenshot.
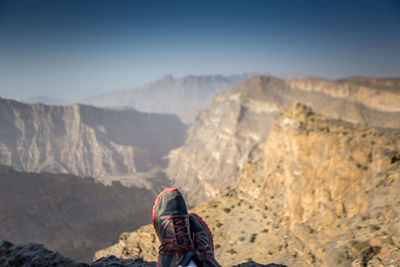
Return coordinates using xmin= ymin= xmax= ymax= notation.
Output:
xmin=152 ymin=188 xmax=198 ymax=267
xmin=189 ymin=213 xmax=221 ymax=267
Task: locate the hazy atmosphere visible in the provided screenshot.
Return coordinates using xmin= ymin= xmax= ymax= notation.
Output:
xmin=1 ymin=1 xmax=400 ymax=266
xmin=1 ymin=0 xmax=399 ymax=100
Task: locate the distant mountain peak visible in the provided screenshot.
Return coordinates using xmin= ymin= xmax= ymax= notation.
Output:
xmin=22 ymin=96 xmax=72 ymax=106
xmin=160 ymin=74 xmax=174 ymax=82
xmin=82 ymin=73 xmax=253 ymax=123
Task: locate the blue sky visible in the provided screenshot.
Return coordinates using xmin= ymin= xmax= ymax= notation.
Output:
xmin=0 ymin=0 xmax=399 ymax=100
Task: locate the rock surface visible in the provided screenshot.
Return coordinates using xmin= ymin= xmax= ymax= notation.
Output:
xmin=0 ymin=241 xmax=283 ymax=267
xmin=0 ymin=98 xmax=186 ymax=187
xmin=0 ymin=165 xmax=157 ymax=262
xmin=0 ymin=241 xmax=156 ymax=266
xmin=96 ymin=103 xmax=400 ymax=266
xmin=82 ymin=74 xmax=252 ymax=124
xmin=167 ymin=76 xmax=400 ymax=205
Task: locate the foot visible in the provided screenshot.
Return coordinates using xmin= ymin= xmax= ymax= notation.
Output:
xmin=152 ymin=188 xmax=197 ymax=267
xmin=189 ymin=213 xmax=221 ymax=267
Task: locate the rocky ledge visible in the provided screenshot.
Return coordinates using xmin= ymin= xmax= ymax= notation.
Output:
xmin=0 ymin=241 xmax=286 ymax=267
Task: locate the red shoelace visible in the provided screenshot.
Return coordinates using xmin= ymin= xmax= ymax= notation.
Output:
xmin=193 ymin=231 xmax=220 ymax=266
xmin=159 ymin=216 xmax=194 ymax=255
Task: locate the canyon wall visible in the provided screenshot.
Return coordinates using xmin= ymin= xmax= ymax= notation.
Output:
xmin=0 ymin=98 xmax=186 ymax=186
xmin=97 ymin=103 xmax=400 ymax=266
xmin=167 ymin=76 xmax=400 ymax=205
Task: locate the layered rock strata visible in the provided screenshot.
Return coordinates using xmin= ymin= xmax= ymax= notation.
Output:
xmin=167 ymin=76 xmax=400 ymax=205
xmin=97 ymin=103 xmax=400 ymax=266
xmin=0 ymin=98 xmax=186 ymax=186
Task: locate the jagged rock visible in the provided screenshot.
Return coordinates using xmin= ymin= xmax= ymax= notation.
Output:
xmin=92 ymin=256 xmax=156 ymax=267
xmin=0 ymin=241 xmax=157 ymax=266
xmin=0 ymin=241 xmax=87 ymax=267
xmin=232 ymin=102 xmax=400 ymax=266
xmin=232 ymin=262 xmax=286 ymax=267
xmin=0 ymin=98 xmax=186 ymax=187
xmin=97 ymin=103 xmax=400 ymax=266
xmin=167 ymin=76 xmax=400 ymax=205
xmin=0 ymin=241 xmax=281 ymax=267
xmin=94 ymin=225 xmax=158 ymax=262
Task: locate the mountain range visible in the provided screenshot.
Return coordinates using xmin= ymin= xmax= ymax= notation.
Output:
xmin=1 ymin=74 xmax=400 ymax=266
xmin=78 ymin=74 xmax=252 ymax=124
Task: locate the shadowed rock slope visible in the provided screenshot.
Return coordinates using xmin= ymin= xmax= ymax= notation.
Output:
xmin=0 ymin=241 xmax=155 ymax=267
xmin=167 ymin=76 xmax=400 ymax=205
xmin=0 ymin=98 xmax=186 ymax=187
xmin=0 ymin=165 xmax=158 ymax=262
xmin=82 ymin=74 xmax=252 ymax=124
xmin=96 ymin=103 xmax=400 ymax=266
xmin=0 ymin=241 xmax=285 ymax=267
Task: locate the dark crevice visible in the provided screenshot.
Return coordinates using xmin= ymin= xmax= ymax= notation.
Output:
xmin=362 ymin=246 xmax=381 ymax=267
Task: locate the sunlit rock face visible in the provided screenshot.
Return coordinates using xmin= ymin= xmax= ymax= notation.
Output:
xmin=95 ymin=103 xmax=400 ymax=266
xmin=0 ymin=98 xmax=186 ymax=186
xmin=82 ymin=74 xmax=252 ymax=124
xmin=233 ymin=103 xmax=400 ymax=266
xmin=167 ymin=76 xmax=400 ymax=205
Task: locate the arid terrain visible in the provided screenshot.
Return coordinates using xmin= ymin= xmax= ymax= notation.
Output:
xmin=1 ymin=76 xmax=400 ymax=266
xmin=2 ymin=1 xmax=399 ymax=265
xmin=167 ymin=76 xmax=400 ymax=205
xmin=95 ymin=103 xmax=400 ymax=266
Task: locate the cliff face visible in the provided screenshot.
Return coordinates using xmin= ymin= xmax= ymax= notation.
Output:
xmin=82 ymin=74 xmax=251 ymax=123
xmin=286 ymin=77 xmax=400 ymax=113
xmin=231 ymin=103 xmax=400 ymax=266
xmin=0 ymin=98 xmax=186 ymax=186
xmin=96 ymin=103 xmax=400 ymax=266
xmin=167 ymin=76 xmax=400 ymax=205
xmin=0 ymin=165 xmax=157 ymax=262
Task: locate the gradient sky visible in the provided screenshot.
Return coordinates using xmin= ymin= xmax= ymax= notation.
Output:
xmin=0 ymin=0 xmax=399 ymax=100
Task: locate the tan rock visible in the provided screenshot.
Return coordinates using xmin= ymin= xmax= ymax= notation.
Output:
xmin=96 ymin=103 xmax=400 ymax=266
xmin=167 ymin=76 xmax=400 ymax=206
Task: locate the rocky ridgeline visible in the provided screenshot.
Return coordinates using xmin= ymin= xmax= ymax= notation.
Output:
xmin=82 ymin=74 xmax=252 ymax=124
xmin=95 ymin=103 xmax=400 ymax=266
xmin=0 ymin=241 xmax=285 ymax=267
xmin=0 ymin=98 xmax=186 ymax=187
xmin=167 ymin=76 xmax=400 ymax=205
